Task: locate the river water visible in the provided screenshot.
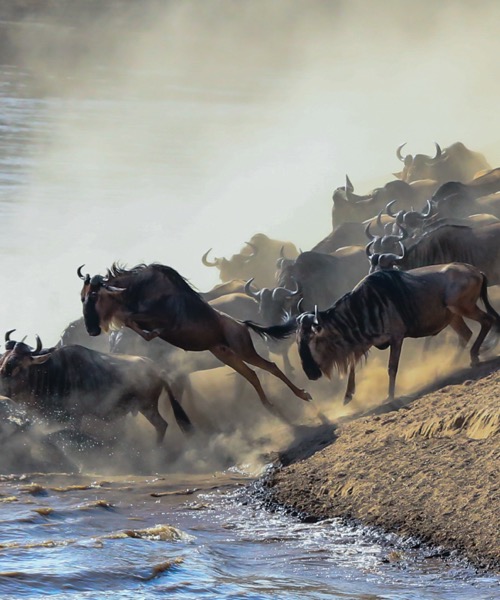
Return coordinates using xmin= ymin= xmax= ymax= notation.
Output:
xmin=0 ymin=41 xmax=499 ymax=599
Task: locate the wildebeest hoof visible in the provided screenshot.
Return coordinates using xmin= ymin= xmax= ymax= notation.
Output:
xmin=300 ymin=389 xmax=312 ymax=402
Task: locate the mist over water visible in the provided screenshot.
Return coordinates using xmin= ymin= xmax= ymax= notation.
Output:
xmin=1 ymin=0 xmax=500 ymax=343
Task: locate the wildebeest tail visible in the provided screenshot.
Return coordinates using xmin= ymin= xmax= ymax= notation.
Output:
xmin=480 ymin=273 xmax=500 ymax=332
xmin=160 ymin=372 xmax=193 ymax=434
xmin=244 ymin=317 xmax=297 ymax=341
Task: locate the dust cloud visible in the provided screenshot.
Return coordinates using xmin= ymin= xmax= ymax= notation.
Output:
xmin=1 ymin=1 xmax=499 ymax=473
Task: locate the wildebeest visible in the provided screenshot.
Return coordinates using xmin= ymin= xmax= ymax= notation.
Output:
xmin=331 ymin=175 xmax=438 ymax=228
xmin=393 ymin=141 xmax=491 ymax=184
xmin=0 ymin=339 xmax=192 ymax=444
xmin=425 ymin=167 xmax=500 ymax=220
xmin=366 ymin=222 xmax=500 ymax=285
xmin=276 ymin=248 xmax=368 ymax=311
xmin=78 ymin=262 xmax=311 ymax=414
xmin=297 ymin=263 xmax=500 ymax=403
xmin=202 ymin=233 xmax=299 ymax=288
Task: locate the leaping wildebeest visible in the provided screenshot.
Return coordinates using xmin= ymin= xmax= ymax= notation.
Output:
xmin=296 ymin=263 xmax=500 ymax=403
xmin=78 ymin=263 xmax=312 ymax=414
xmin=0 ymin=338 xmax=192 ymax=444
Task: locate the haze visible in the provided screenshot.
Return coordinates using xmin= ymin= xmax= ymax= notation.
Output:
xmin=1 ymin=0 xmax=499 ymax=344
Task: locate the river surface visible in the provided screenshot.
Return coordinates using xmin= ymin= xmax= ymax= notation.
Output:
xmin=0 ymin=49 xmax=499 ymax=599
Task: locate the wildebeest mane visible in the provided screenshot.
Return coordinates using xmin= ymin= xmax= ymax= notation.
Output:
xmin=316 ymin=270 xmax=420 ymax=375
xmin=405 ymin=224 xmax=476 ymax=268
xmin=106 ymin=262 xmax=213 ymax=326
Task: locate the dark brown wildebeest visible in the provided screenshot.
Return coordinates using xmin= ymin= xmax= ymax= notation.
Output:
xmin=202 ymin=233 xmax=299 ymax=288
xmin=394 ymin=141 xmax=491 ymax=184
xmin=0 ymin=338 xmax=192 ymax=444
xmin=331 ymin=175 xmax=438 ymax=229
xmin=276 ymin=248 xmax=369 ymax=312
xmin=78 ymin=263 xmax=311 ymax=414
xmin=296 ymin=264 xmax=500 ymax=403
xmin=366 ymin=222 xmax=500 ymax=285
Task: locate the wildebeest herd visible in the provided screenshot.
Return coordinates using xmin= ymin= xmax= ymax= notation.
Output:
xmin=2 ymin=141 xmax=500 ymax=451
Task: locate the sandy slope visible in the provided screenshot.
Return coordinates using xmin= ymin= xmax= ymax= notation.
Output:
xmin=267 ymin=360 xmax=500 ymax=571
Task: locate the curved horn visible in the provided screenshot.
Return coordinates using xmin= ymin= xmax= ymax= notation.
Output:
xmin=5 ymin=329 xmax=15 ymax=342
xmin=433 ymin=142 xmax=442 ymax=160
xmin=365 ymin=221 xmax=376 ymax=241
xmin=386 ymin=200 xmax=398 ymax=218
xmin=313 ymin=305 xmax=320 ymax=326
xmin=365 ymin=240 xmax=375 ymax=258
xmin=77 ymin=264 xmax=87 ymax=280
xmin=396 ymin=143 xmax=407 ymax=162
xmin=244 ymin=278 xmax=260 ymax=299
xmin=297 ymin=298 xmax=304 ymax=314
xmin=201 ymin=249 xmax=219 ymax=267
xmin=396 ymin=240 xmax=406 ymax=259
xmin=34 ymin=334 xmax=42 ymax=354
xmin=421 ymin=199 xmax=435 ymax=218
xmin=244 ymin=242 xmax=258 ymax=259
xmin=396 ymin=223 xmax=409 ymax=240
xmin=345 ymin=174 xmax=354 ymax=192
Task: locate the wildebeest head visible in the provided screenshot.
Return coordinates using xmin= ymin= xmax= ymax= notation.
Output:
xmin=0 ymin=337 xmax=46 ymax=397
xmin=367 ymin=241 xmax=406 ymax=274
xmin=244 ymin=278 xmax=300 ymax=325
xmin=394 ymin=142 xmax=443 ymax=182
xmin=296 ymin=311 xmax=324 ymax=380
xmin=78 ymin=265 xmax=125 ymax=336
xmin=201 ymin=245 xmax=256 ymax=282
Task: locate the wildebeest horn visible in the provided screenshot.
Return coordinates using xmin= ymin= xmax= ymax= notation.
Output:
xmin=386 ymin=200 xmax=398 ymax=218
xmin=365 ymin=221 xmax=376 ymax=241
xmin=297 ymin=298 xmax=304 ymax=314
xmin=77 ymin=265 xmax=90 ymax=284
xmin=396 ymin=240 xmax=405 ymax=259
xmin=244 ymin=278 xmax=260 ymax=299
xmin=201 ymin=249 xmax=219 ymax=267
xmin=5 ymin=329 xmax=15 ymax=342
xmin=365 ymin=240 xmax=374 ymax=257
xmin=313 ymin=305 xmax=320 ymax=326
xmin=34 ymin=334 xmax=42 ymax=354
xmin=103 ymin=284 xmax=127 ymax=293
xmin=396 ymin=223 xmax=409 ymax=240
xmin=345 ymin=174 xmax=354 ymax=192
xmin=433 ymin=142 xmax=442 ymax=160
xmin=244 ymin=242 xmax=258 ymax=258
xmin=421 ymin=199 xmax=435 ymax=218
xmin=396 ymin=143 xmax=407 ymax=162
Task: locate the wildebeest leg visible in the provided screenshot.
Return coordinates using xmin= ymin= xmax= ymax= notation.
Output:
xmin=210 ymin=345 xmax=276 ymax=412
xmin=387 ymin=339 xmax=403 ymax=401
xmin=468 ymin=312 xmax=494 ymax=366
xmin=124 ymin=320 xmax=162 ymax=342
xmin=139 ymin=404 xmax=168 ymax=444
xmin=343 ymin=365 xmax=356 ymax=404
xmin=448 ymin=315 xmax=473 ymax=362
xmin=281 ymin=348 xmax=295 ymax=377
xmin=160 ymin=376 xmax=193 ymax=435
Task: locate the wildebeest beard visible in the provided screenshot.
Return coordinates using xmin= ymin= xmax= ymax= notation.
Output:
xmin=300 ymin=270 xmax=420 ymax=379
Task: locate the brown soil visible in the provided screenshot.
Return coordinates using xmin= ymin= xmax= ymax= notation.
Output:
xmin=266 ymin=359 xmax=500 ymax=572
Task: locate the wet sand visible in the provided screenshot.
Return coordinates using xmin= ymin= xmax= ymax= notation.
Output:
xmin=266 ymin=360 xmax=500 ymax=572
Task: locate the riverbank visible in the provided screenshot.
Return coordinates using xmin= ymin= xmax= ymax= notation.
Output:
xmin=265 ymin=360 xmax=500 ymax=572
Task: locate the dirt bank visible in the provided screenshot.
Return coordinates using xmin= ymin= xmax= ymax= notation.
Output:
xmin=266 ymin=361 xmax=500 ymax=572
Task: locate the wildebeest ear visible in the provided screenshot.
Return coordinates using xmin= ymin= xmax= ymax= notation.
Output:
xmin=31 ymin=354 xmax=52 ymax=365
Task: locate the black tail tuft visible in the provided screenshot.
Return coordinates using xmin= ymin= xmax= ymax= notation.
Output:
xmin=161 ymin=374 xmax=193 ymax=434
xmin=244 ymin=317 xmax=297 ymax=341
